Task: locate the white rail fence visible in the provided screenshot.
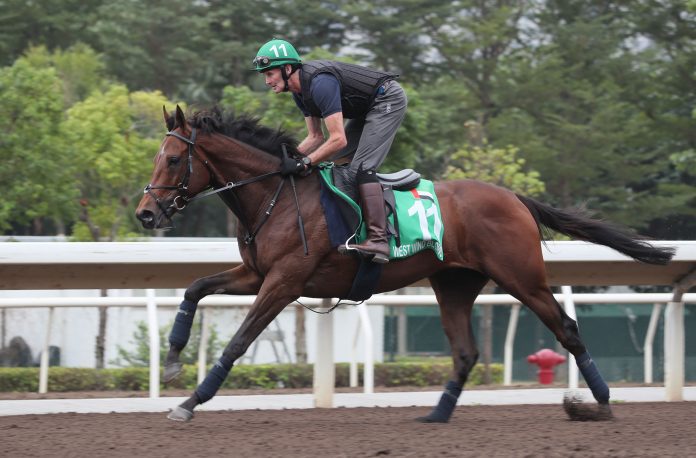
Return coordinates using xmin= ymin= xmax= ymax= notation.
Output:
xmin=1 ymin=290 xmax=693 ymax=403
xmin=2 ymin=240 xmax=694 ymax=406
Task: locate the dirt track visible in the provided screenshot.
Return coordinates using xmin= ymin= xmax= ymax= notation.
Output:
xmin=2 ymin=401 xmax=695 ymax=457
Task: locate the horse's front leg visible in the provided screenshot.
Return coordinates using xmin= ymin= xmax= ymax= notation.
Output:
xmin=164 ymin=265 xmax=263 ymax=383
xmin=168 ymin=275 xmax=299 ymax=421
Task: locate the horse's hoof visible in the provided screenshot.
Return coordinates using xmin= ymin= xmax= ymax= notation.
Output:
xmin=563 ymin=392 xmax=614 ymax=421
xmin=597 ymin=403 xmax=614 ymax=420
xmin=415 ymin=414 xmax=449 ymax=423
xmin=163 ymin=362 xmax=183 ymax=383
xmin=167 ymin=406 xmax=194 ymax=422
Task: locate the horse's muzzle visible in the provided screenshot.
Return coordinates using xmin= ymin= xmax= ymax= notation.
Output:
xmin=136 ymin=209 xmax=158 ymax=229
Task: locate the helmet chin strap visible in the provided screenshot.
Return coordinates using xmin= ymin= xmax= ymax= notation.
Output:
xmin=280 ymin=65 xmax=300 ymax=92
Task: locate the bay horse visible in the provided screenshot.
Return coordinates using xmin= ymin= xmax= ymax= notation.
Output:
xmin=136 ymin=106 xmax=674 ymax=422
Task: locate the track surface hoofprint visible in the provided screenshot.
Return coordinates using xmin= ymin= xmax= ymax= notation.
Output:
xmin=2 ymin=402 xmax=694 ymax=457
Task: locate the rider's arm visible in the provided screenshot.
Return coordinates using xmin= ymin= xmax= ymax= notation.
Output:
xmin=304 ymin=112 xmax=346 ymax=166
xmin=297 ymin=116 xmax=325 ymax=155
xmin=296 ymin=74 xmax=346 ymax=166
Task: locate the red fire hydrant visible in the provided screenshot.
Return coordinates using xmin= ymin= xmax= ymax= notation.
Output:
xmin=527 ymin=349 xmax=566 ymax=384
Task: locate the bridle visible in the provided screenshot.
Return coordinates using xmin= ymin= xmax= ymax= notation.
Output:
xmin=142 ymin=128 xmax=292 ymax=246
xmin=143 ymin=129 xmax=200 ymax=219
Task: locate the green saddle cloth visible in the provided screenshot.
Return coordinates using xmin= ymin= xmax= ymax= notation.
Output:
xmin=318 ymin=166 xmax=444 ymax=261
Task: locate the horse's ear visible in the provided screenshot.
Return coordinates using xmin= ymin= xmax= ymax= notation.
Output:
xmin=163 ymin=106 xmax=174 ymax=131
xmin=174 ymin=104 xmax=187 ymax=130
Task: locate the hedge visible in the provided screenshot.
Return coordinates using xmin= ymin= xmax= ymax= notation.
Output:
xmin=0 ymin=363 xmax=503 ymax=392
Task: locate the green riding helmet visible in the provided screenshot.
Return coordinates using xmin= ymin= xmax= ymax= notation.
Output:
xmin=252 ymin=39 xmax=301 ymax=72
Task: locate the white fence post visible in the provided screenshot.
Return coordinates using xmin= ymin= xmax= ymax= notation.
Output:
xmin=503 ymin=303 xmax=520 ymax=386
xmin=664 ymin=300 xmax=684 ymax=401
xmin=38 ymin=307 xmax=54 ymax=394
xmin=350 ymin=321 xmax=359 ymax=388
xmin=561 ymin=286 xmax=579 ymax=389
xmin=643 ymin=303 xmax=663 ymax=384
xmin=146 ymin=289 xmax=160 ymax=399
xmin=197 ymin=307 xmax=209 ymax=385
xmin=356 ymin=302 xmax=374 ymax=394
xmin=314 ymin=299 xmax=334 ymax=408
xmin=664 ymin=269 xmax=696 ymax=401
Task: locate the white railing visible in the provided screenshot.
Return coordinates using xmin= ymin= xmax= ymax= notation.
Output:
xmin=1 ymin=291 xmax=694 ymax=402
xmin=2 ymin=239 xmax=694 ymax=405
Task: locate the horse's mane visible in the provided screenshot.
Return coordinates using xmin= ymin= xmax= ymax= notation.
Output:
xmin=186 ymin=106 xmax=299 ymax=158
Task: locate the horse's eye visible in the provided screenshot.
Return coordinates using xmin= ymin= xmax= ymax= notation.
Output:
xmin=168 ymin=156 xmax=181 ymax=166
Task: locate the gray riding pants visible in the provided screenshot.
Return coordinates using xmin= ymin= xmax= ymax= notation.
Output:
xmin=331 ymin=80 xmax=408 ymax=180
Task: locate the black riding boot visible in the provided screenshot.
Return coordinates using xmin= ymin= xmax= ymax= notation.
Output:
xmin=345 ymin=179 xmax=390 ymax=264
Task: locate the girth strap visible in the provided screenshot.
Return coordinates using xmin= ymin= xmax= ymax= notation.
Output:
xmin=243 ymin=178 xmax=285 ymax=245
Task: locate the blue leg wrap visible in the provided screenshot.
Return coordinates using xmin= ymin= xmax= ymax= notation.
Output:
xmin=169 ymin=299 xmax=198 ymax=349
xmin=195 ymin=358 xmax=233 ymax=404
xmin=426 ymin=380 xmax=462 ymax=422
xmin=577 ymin=351 xmax=610 ymax=404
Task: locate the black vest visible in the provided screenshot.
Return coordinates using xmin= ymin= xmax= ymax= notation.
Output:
xmin=299 ymin=60 xmax=398 ymax=119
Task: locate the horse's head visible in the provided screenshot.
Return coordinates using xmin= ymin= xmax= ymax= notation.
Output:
xmin=135 ymin=105 xmax=212 ymax=229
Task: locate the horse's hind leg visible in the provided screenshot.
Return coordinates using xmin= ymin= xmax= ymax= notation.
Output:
xmin=486 ymin=255 xmax=613 ymax=420
xmin=164 ymin=265 xmax=262 ymax=382
xmin=418 ymin=268 xmax=489 ymax=423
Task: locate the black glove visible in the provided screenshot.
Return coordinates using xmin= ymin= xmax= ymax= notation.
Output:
xmin=280 ymin=154 xmax=305 ymax=176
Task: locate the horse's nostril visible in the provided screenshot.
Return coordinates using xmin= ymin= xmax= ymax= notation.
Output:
xmin=137 ymin=210 xmax=153 ymax=222
xmin=137 ymin=210 xmax=156 ymax=228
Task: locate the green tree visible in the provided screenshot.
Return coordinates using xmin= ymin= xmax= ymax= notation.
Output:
xmin=622 ymin=0 xmax=696 ymax=237
xmin=491 ymin=1 xmax=696 ymax=236
xmin=112 ymin=318 xmax=223 ymax=367
xmin=197 ymin=0 xmax=347 ymax=101
xmin=410 ymin=76 xmax=473 ymax=179
xmin=62 ymin=84 xmax=176 ymax=241
xmin=20 ymin=44 xmax=107 ymax=107
xmin=90 ymin=0 xmax=208 ymax=98
xmin=430 ymin=0 xmax=529 ymax=122
xmin=0 ymin=0 xmax=102 ymax=66
xmin=344 ymin=0 xmax=452 ymax=81
xmin=62 ymin=84 xmax=177 ymax=367
xmin=445 ymin=122 xmax=545 ymax=197
xmin=0 ymin=54 xmax=78 ymax=234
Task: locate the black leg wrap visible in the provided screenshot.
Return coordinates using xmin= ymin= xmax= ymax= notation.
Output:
xmin=577 ymin=351 xmax=610 ymax=404
xmin=169 ymin=299 xmax=197 ymax=349
xmin=418 ymin=380 xmax=462 ymax=423
xmin=195 ymin=357 xmax=233 ymax=404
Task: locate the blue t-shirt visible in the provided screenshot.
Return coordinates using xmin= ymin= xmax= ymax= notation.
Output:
xmin=292 ymin=73 xmax=342 ymax=118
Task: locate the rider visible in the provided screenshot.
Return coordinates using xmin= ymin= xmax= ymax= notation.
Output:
xmin=252 ymin=38 xmax=408 ymax=264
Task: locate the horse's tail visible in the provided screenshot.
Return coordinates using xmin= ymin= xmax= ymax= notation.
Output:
xmin=515 ymin=194 xmax=675 ymax=265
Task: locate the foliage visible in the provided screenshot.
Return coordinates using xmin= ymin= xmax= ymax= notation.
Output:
xmin=0 ymin=0 xmax=102 ymax=67
xmin=0 ymin=0 xmax=694 ymax=239
xmin=0 ymin=53 xmax=78 ymax=232
xmin=62 ymin=84 xmax=177 ymax=240
xmin=0 ymin=362 xmax=503 ymax=392
xmin=21 ymin=44 xmax=107 ymax=107
xmin=446 ymin=137 xmax=546 ymax=197
xmin=111 ymin=318 xmax=224 ymax=368
xmin=89 ymin=0 xmax=209 ymax=99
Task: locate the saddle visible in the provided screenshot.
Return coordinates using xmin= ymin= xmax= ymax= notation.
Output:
xmin=317 ymin=163 xmax=444 ymax=301
xmin=330 ymin=163 xmax=421 ymax=202
xmin=318 ymin=163 xmax=443 ymax=258
xmin=325 ymin=164 xmax=420 ymax=247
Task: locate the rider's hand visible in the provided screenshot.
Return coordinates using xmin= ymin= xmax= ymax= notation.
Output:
xmin=280 ymin=155 xmax=306 ymax=176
